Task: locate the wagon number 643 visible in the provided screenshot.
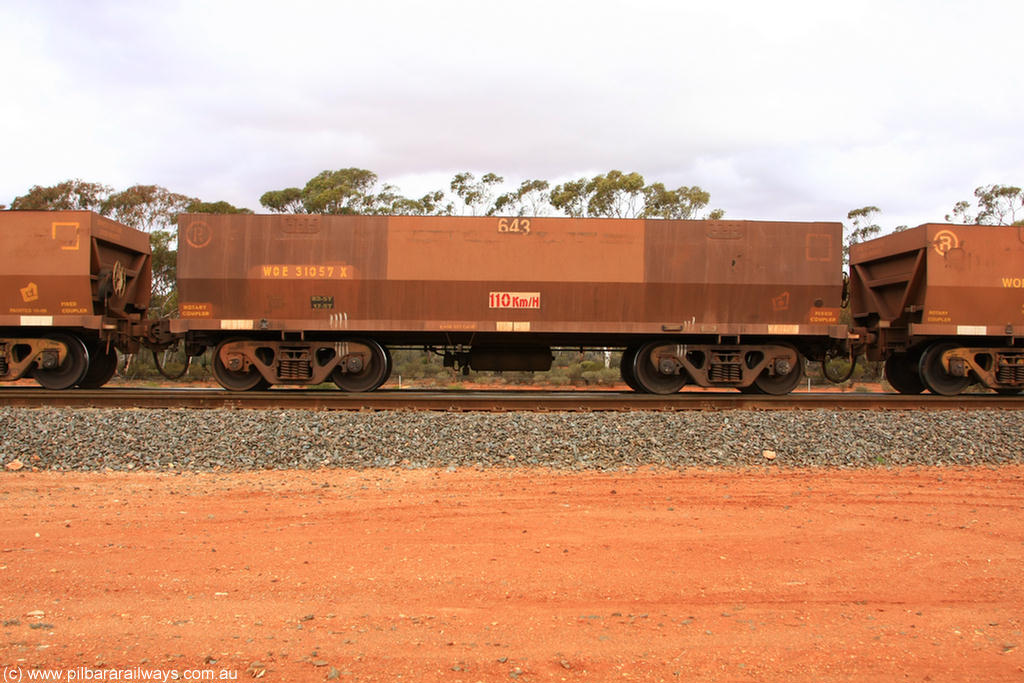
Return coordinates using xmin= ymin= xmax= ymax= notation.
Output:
xmin=497 ymin=218 xmax=531 ymax=235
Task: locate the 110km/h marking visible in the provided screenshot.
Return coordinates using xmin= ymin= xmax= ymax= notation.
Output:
xmin=489 ymin=292 xmax=541 ymax=309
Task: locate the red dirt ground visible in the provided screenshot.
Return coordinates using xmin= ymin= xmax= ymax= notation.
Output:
xmin=2 ymin=466 xmax=1023 ymax=682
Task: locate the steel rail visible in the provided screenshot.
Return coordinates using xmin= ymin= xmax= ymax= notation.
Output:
xmin=0 ymin=387 xmax=1021 ymax=411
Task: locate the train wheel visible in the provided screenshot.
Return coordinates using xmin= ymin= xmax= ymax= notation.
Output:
xmin=332 ymin=339 xmax=391 ymax=392
xmin=752 ymin=347 xmax=804 ymax=395
xmin=919 ymin=343 xmax=971 ymax=396
xmin=77 ymin=343 xmax=118 ymax=389
xmin=632 ymin=341 xmax=687 ymax=394
xmin=883 ymin=351 xmax=925 ymax=394
xmin=619 ymin=346 xmax=642 ymax=392
xmin=33 ymin=334 xmax=90 ymax=390
xmin=212 ymin=339 xmax=269 ymax=391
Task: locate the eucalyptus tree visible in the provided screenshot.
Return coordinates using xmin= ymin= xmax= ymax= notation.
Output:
xmin=550 ymin=170 xmax=723 ymax=220
xmin=490 ymin=179 xmax=551 ymax=216
xmin=449 ymin=171 xmax=504 ymax=215
xmin=261 ymin=168 xmax=451 ymax=216
xmin=946 ymin=184 xmax=1024 ymax=226
xmin=843 ymin=206 xmax=882 ymax=265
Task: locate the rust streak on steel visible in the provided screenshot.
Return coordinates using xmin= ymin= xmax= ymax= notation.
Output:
xmin=0 ymin=388 xmax=1022 ymax=411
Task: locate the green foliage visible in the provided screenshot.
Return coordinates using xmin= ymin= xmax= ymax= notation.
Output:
xmin=491 ymin=179 xmax=551 ymax=216
xmin=187 ymin=200 xmax=253 ymax=214
xmin=260 ymin=168 xmax=452 ymax=216
xmin=586 ymin=170 xmax=646 ymax=218
xmin=416 ymin=190 xmax=454 ymax=216
xmin=384 ymin=349 xmax=625 ymax=388
xmin=374 ymin=187 xmax=453 ymax=216
xmin=249 ymin=169 xmax=722 ymax=220
xmin=642 ymin=183 xmax=713 ymax=219
xmin=303 ymin=168 xmax=379 ymax=214
xmin=390 ymin=350 xmax=450 ymax=382
xmin=843 ymin=206 xmax=882 ymax=264
xmin=549 ymin=170 xmax=723 ymax=220
xmin=548 ymin=178 xmax=590 ymax=217
xmin=547 ymin=352 xmax=622 ymax=386
xmin=814 ymin=353 xmax=882 ymax=390
xmin=259 ymin=187 xmax=305 ymax=213
xmin=945 ymin=184 xmax=1024 ymax=226
xmin=14 ymin=181 xmax=249 ymax=233
xmin=11 ymin=179 xmax=112 ymax=211
xmin=148 ymin=230 xmax=178 ymax=317
xmin=119 ymin=347 xmax=212 ymax=383
xmin=450 ymin=171 xmax=504 ymax=215
xmin=101 ymin=185 xmax=195 ymax=232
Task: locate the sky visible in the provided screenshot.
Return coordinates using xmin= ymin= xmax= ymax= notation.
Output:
xmin=2 ymin=0 xmax=1022 ymax=230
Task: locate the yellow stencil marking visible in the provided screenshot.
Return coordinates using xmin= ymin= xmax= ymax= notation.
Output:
xmin=52 ymin=222 xmax=80 ymax=250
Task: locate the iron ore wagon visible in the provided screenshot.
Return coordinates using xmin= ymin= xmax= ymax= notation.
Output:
xmin=850 ymin=224 xmax=1024 ymax=395
xmin=175 ymin=214 xmax=846 ymax=393
xmin=0 ymin=211 xmax=152 ymax=389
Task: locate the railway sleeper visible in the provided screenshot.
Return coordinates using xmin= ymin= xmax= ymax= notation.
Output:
xmin=215 ymin=339 xmax=378 ymax=386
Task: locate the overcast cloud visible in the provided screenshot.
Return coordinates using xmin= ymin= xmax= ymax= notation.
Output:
xmin=2 ymin=0 xmax=1021 ymax=229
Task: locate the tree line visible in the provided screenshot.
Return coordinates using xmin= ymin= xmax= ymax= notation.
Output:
xmin=258 ymin=168 xmax=725 ymax=220
xmin=3 ymin=169 xmax=725 ymax=221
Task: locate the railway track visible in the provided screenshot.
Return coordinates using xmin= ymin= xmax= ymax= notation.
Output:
xmin=1 ymin=387 xmax=1021 ymax=411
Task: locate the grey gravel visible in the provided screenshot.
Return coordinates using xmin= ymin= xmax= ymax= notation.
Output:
xmin=1 ymin=407 xmax=1022 ymax=471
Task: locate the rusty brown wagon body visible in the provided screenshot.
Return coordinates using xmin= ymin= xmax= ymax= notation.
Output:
xmin=177 ymin=214 xmax=846 ymax=393
xmin=0 ymin=211 xmax=152 ymax=388
xmin=850 ymin=224 xmax=1024 ymax=395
